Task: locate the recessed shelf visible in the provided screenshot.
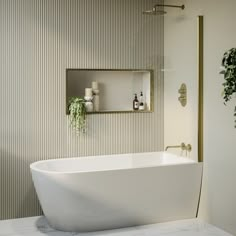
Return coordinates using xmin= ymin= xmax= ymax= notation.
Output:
xmin=85 ymin=110 xmax=153 ymax=115
xmin=66 ymin=69 xmax=154 ymax=114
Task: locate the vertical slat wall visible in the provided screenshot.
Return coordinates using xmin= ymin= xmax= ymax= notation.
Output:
xmin=0 ymin=0 xmax=164 ymax=219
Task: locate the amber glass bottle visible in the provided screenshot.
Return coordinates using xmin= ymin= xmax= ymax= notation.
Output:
xmin=133 ymin=94 xmax=139 ymax=110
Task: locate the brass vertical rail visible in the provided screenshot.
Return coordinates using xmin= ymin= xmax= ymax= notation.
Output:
xmin=196 ymin=17 xmax=204 ymax=218
xmin=198 ymin=16 xmax=204 ymax=163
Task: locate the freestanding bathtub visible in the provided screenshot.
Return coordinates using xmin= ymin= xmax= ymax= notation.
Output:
xmin=30 ymin=152 xmax=203 ymax=232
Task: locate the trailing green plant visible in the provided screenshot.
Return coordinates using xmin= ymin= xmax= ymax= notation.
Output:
xmin=68 ymin=97 xmax=87 ymax=133
xmin=220 ymin=48 xmax=236 ymax=127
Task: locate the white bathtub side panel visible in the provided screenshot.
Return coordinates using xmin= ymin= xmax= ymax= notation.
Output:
xmin=31 ymin=163 xmax=203 ymax=232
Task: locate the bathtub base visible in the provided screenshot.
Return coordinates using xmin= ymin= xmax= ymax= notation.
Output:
xmin=32 ymin=160 xmax=203 ymax=232
xmin=31 ymin=152 xmax=202 ymax=232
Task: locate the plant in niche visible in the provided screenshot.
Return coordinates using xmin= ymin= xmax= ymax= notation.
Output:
xmin=220 ymin=48 xmax=236 ymax=127
xmin=68 ymin=97 xmax=87 ymax=133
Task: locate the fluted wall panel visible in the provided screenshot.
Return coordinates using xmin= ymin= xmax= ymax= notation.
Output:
xmin=0 ymin=0 xmax=164 ymax=219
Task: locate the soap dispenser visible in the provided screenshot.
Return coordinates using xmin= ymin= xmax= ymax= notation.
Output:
xmin=139 ymin=92 xmax=145 ymax=111
xmin=133 ymin=94 xmax=139 ymax=110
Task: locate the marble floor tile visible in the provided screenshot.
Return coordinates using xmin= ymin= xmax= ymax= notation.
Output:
xmin=0 ymin=216 xmax=232 ymax=236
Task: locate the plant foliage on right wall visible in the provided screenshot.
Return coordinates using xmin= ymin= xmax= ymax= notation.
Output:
xmin=220 ymin=48 xmax=236 ymax=128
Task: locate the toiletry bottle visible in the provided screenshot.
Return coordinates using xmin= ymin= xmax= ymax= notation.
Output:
xmin=133 ymin=94 xmax=139 ymax=110
xmin=139 ymin=92 xmax=145 ymax=111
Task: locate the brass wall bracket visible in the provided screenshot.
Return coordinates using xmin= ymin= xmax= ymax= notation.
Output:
xmin=178 ymin=83 xmax=187 ymax=107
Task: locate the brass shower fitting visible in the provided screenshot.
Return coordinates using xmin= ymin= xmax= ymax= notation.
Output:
xmin=154 ymin=4 xmax=185 ymax=10
xmin=143 ymin=4 xmax=185 ymax=15
xmin=165 ymin=142 xmax=192 ymax=152
xmin=178 ymin=83 xmax=187 ymax=107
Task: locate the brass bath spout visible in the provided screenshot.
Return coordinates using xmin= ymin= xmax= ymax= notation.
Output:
xmin=165 ymin=143 xmax=192 ymax=152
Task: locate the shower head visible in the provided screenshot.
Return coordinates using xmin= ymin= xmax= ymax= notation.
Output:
xmin=143 ymin=7 xmax=167 ymax=15
xmin=143 ymin=4 xmax=185 ymax=16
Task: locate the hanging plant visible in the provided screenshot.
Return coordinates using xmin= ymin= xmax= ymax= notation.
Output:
xmin=220 ymin=48 xmax=236 ymax=127
xmin=68 ymin=97 xmax=87 ymax=133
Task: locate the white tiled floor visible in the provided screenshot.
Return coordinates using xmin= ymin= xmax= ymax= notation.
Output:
xmin=0 ymin=216 xmax=232 ymax=236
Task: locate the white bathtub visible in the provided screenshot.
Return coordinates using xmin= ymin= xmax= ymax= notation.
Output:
xmin=30 ymin=152 xmax=203 ymax=232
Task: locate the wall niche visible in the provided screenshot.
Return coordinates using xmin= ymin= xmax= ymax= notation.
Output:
xmin=66 ymin=69 xmax=154 ymax=114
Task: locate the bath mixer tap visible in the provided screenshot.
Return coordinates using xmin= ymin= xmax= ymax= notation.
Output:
xmin=165 ymin=142 xmax=192 ymax=152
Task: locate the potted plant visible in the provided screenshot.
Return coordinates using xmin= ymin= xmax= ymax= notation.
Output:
xmin=220 ymin=48 xmax=236 ymax=127
xmin=68 ymin=97 xmax=87 ymax=133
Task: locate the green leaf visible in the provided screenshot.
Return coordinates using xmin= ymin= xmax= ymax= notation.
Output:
xmin=221 ymin=48 xmax=236 ymax=127
xmin=68 ymin=97 xmax=87 ymax=133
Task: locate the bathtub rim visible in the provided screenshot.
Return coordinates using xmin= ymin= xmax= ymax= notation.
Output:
xmin=30 ymin=152 xmax=197 ymax=175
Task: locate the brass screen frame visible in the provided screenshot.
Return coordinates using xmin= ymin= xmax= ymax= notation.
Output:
xmin=198 ymin=16 xmax=204 ymax=163
xmin=196 ymin=16 xmax=204 ymax=218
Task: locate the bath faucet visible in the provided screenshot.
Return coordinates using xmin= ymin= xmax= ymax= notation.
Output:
xmin=165 ymin=142 xmax=192 ymax=152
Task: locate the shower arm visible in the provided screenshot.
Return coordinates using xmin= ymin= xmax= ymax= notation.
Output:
xmin=154 ymin=4 xmax=185 ymax=10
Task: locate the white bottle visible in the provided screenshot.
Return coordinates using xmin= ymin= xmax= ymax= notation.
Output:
xmin=139 ymin=92 xmax=145 ymax=110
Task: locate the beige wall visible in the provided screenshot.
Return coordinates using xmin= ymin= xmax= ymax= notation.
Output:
xmin=164 ymin=0 xmax=236 ymax=234
xmin=0 ymin=0 xmax=164 ymax=219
